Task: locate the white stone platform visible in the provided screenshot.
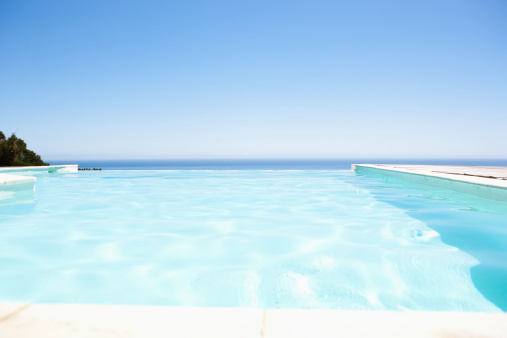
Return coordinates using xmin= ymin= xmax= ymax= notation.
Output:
xmin=0 ymin=303 xmax=506 ymax=338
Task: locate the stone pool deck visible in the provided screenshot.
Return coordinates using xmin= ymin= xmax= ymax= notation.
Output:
xmin=353 ymin=164 xmax=507 ymax=202
xmin=1 ymin=303 xmax=506 ymax=337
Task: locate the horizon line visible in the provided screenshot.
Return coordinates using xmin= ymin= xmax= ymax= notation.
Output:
xmin=46 ymin=157 xmax=507 ymax=162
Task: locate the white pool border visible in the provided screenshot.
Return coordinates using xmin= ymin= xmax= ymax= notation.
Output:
xmin=353 ymin=164 xmax=507 ymax=202
xmin=1 ymin=303 xmax=506 ymax=338
xmin=0 ymin=165 xmax=78 ymax=185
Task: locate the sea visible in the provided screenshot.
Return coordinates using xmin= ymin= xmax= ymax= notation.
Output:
xmin=47 ymin=159 xmax=507 ymax=170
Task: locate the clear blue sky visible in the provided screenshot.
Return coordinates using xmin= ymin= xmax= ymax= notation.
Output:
xmin=1 ymin=0 xmax=506 ymax=160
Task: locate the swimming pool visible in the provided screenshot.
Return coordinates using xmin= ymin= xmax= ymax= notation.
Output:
xmin=0 ymin=170 xmax=506 ymax=311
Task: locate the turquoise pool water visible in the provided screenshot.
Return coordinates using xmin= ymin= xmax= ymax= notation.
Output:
xmin=0 ymin=170 xmax=506 ymax=311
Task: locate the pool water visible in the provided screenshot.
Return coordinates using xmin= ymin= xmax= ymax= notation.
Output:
xmin=0 ymin=170 xmax=506 ymax=311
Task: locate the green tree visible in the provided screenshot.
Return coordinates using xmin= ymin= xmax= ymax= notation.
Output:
xmin=0 ymin=131 xmax=48 ymax=166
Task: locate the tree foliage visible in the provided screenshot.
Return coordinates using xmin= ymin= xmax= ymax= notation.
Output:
xmin=0 ymin=131 xmax=48 ymax=166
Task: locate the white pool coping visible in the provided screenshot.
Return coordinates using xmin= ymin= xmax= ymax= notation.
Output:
xmin=0 ymin=173 xmax=36 ymax=185
xmin=352 ymin=164 xmax=507 ymax=202
xmin=1 ymin=303 xmax=506 ymax=338
xmin=0 ymin=165 xmax=78 ymax=185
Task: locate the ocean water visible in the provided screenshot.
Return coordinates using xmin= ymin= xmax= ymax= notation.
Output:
xmin=48 ymin=159 xmax=507 ymax=170
xmin=0 ymin=168 xmax=506 ymax=311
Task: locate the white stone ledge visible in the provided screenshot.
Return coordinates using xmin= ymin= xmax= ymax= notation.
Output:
xmin=0 ymin=173 xmax=36 ymax=185
xmin=0 ymin=165 xmax=78 ymax=173
xmin=352 ymin=164 xmax=507 ymax=202
xmin=0 ymin=165 xmax=78 ymax=185
xmin=0 ymin=303 xmax=505 ymax=338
